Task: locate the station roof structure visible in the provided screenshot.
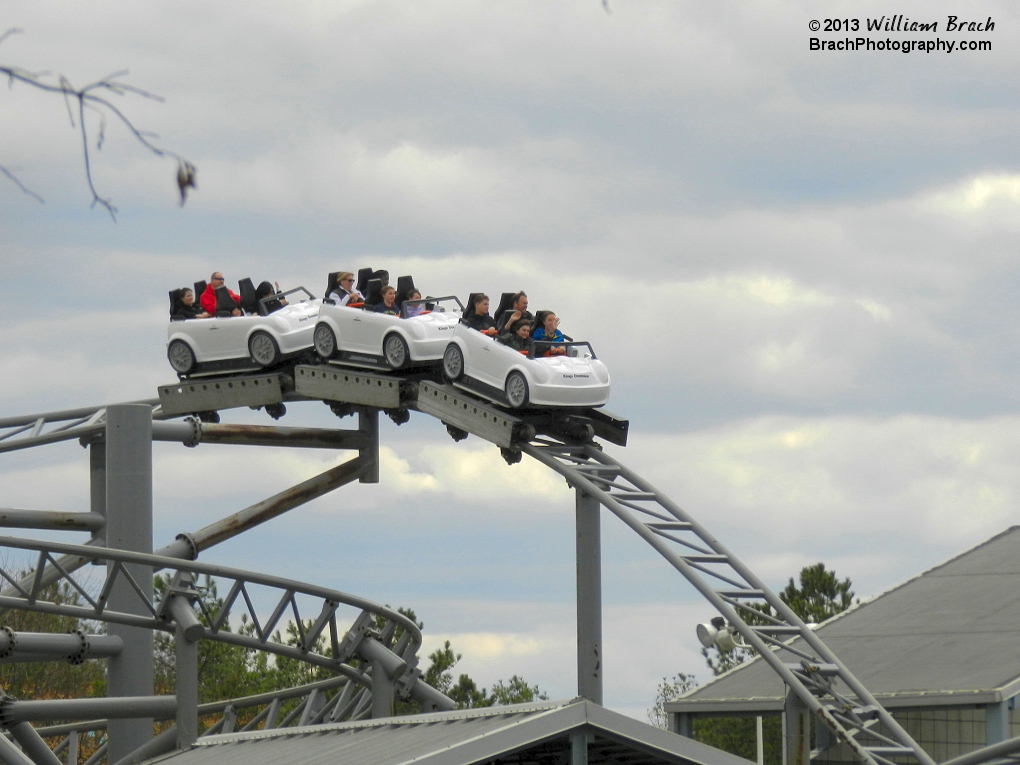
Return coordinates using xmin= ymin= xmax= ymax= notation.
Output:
xmin=145 ymin=698 xmax=753 ymax=765
xmin=667 ymin=526 xmax=1020 ymax=716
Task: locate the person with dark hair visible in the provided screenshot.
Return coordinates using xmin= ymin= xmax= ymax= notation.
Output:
xmin=256 ymin=281 xmax=288 ymax=313
xmin=403 ymin=289 xmax=426 ymax=317
xmin=497 ymin=318 xmax=533 ymax=353
xmin=464 ymin=293 xmax=497 ymax=336
xmin=327 ymin=271 xmax=364 ymax=306
xmin=372 ymin=285 xmax=400 ymax=316
xmin=200 ymin=272 xmax=241 ymax=316
xmin=532 ymin=311 xmax=564 ymax=342
xmin=173 ymin=288 xmax=210 ymax=320
xmin=499 ymin=291 xmax=533 ymax=333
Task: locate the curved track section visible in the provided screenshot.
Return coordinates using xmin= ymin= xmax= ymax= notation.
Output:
xmin=522 ymin=439 xmax=936 ymax=765
xmin=0 ymin=536 xmax=449 ymax=715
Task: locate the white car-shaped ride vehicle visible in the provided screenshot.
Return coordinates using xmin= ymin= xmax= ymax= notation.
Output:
xmin=313 ymin=296 xmax=463 ymax=371
xmin=166 ymin=288 xmax=319 ymax=377
xmin=441 ymin=324 xmax=611 ymax=409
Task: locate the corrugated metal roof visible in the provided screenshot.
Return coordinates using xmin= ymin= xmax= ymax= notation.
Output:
xmin=667 ymin=526 xmax=1020 ymax=714
xmin=145 ymin=698 xmax=754 ymax=765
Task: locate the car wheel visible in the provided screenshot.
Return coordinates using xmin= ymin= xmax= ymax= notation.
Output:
xmin=442 ymin=343 xmax=464 ymax=382
xmin=313 ymin=323 xmax=337 ymax=359
xmin=167 ymin=340 xmax=196 ymax=375
xmin=383 ymin=333 xmax=410 ymax=369
xmin=505 ymin=371 xmax=529 ymax=409
xmin=249 ymin=331 xmax=281 ymax=367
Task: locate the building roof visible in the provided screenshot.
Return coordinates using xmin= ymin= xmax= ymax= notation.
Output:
xmin=146 ymin=698 xmax=754 ymax=765
xmin=667 ymin=526 xmax=1020 ymax=715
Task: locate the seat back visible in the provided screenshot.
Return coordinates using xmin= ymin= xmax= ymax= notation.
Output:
xmin=492 ymin=292 xmax=515 ymax=330
xmin=214 ymin=285 xmax=240 ymax=316
xmin=363 ymin=278 xmax=383 ymax=308
xmin=356 ymin=268 xmax=374 ymax=295
xmin=194 ymin=280 xmax=208 ymax=302
xmin=326 ymin=272 xmax=340 ymax=302
xmin=238 ymin=277 xmax=259 ymax=314
xmin=395 ymin=275 xmax=416 ymax=306
xmin=169 ymin=289 xmax=186 ymax=319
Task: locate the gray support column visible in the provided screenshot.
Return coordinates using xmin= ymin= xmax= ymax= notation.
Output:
xmin=987 ymin=700 xmax=1010 ymax=745
xmin=90 ymin=440 xmax=106 ymax=545
xmin=815 ymin=714 xmax=834 ymax=753
xmin=371 ymin=665 xmax=395 ymax=719
xmin=175 ymin=619 xmax=198 ymax=749
xmin=66 ymin=731 xmax=77 ymax=765
xmin=104 ymin=405 xmax=154 ymax=764
xmin=570 ymin=731 xmax=589 ymax=765
xmin=359 ymin=410 xmax=379 ymax=484
xmin=575 ymin=490 xmax=602 ymax=704
xmin=783 ymin=687 xmax=810 ymax=765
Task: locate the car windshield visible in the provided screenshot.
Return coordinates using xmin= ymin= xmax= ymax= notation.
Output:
xmin=401 ymin=295 xmax=464 ymax=319
xmin=529 ymin=341 xmax=597 ymax=360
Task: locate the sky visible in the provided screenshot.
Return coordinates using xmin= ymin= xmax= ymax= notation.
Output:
xmin=2 ymin=0 xmax=1019 ymax=721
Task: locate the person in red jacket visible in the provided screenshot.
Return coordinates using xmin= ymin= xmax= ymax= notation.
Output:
xmin=200 ymin=272 xmax=241 ymax=316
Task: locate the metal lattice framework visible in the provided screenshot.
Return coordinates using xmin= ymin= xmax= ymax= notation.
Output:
xmin=522 ymin=440 xmax=937 ymax=765
xmin=3 ymin=368 xmax=998 ymax=765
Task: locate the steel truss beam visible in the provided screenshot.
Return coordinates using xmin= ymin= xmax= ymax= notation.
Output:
xmin=0 ymin=536 xmax=447 ymax=709
xmin=522 ymin=440 xmax=936 ymax=765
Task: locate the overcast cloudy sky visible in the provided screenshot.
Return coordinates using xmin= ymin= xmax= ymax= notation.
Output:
xmin=2 ymin=0 xmax=1019 ymax=720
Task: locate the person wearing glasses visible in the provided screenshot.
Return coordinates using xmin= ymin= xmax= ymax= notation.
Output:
xmin=326 ymin=271 xmax=365 ymax=307
xmin=199 ymin=272 xmax=242 ymax=316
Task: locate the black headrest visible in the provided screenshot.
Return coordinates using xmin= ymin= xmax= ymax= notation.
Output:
xmin=356 ymin=268 xmax=373 ymax=295
xmin=372 ymin=269 xmax=389 ymax=286
xmin=396 ymin=275 xmax=416 ymax=305
xmin=194 ymin=280 xmax=207 ymax=301
xmin=466 ymin=293 xmax=484 ymax=314
xmin=493 ymin=292 xmax=515 ymax=327
xmin=534 ymin=310 xmax=551 ymax=328
xmin=238 ymin=278 xmax=258 ymax=314
xmin=326 ymin=272 xmax=340 ymax=301
xmin=214 ymin=285 xmax=240 ymax=313
xmin=364 ymin=278 xmax=383 ymax=307
xmin=169 ymin=289 xmax=186 ymax=317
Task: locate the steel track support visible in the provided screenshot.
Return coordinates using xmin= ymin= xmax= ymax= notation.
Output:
xmin=575 ymin=489 xmax=602 ymax=704
xmin=90 ymin=440 xmax=106 ymax=545
xmin=783 ymin=687 xmax=810 ymax=765
xmin=359 ymin=409 xmax=379 ymax=484
xmin=8 ymin=723 xmax=60 ymax=765
xmin=104 ymin=405 xmax=154 ymax=764
xmin=0 ymin=731 xmax=34 ymax=765
xmin=170 ymin=583 xmax=200 ymax=749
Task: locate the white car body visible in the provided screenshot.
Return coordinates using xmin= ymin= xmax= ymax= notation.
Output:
xmin=443 ymin=324 xmax=611 ymax=408
xmin=166 ymin=289 xmax=319 ymax=377
xmin=313 ymin=296 xmax=463 ymax=371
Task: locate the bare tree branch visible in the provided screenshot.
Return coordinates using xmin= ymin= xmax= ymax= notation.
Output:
xmin=0 ymin=27 xmax=195 ymax=220
xmin=0 ymin=166 xmax=44 ymax=204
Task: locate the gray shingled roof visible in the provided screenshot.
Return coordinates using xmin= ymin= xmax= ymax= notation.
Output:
xmin=667 ymin=526 xmax=1020 ymax=715
xmin=145 ymin=698 xmax=754 ymax=765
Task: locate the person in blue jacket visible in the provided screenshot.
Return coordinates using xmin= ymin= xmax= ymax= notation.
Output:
xmin=532 ymin=311 xmax=564 ymax=342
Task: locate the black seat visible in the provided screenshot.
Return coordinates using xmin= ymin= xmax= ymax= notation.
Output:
xmin=363 ymin=278 xmax=383 ymax=308
xmin=238 ymin=277 xmax=259 ymax=314
xmin=325 ymin=272 xmax=340 ymax=303
xmin=194 ymin=280 xmax=208 ymax=305
xmin=355 ymin=268 xmax=373 ymax=296
xmin=169 ymin=289 xmax=186 ymax=320
xmin=256 ymin=281 xmax=284 ymax=314
xmin=214 ymin=285 xmax=240 ymax=317
xmin=492 ymin=292 xmax=515 ymax=331
xmin=395 ymin=275 xmax=416 ymax=306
